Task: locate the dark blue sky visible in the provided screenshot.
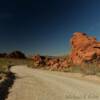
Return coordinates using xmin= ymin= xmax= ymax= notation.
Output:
xmin=0 ymin=0 xmax=100 ymax=56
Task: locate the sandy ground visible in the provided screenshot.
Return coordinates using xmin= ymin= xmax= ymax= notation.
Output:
xmin=6 ymin=65 xmax=100 ymax=100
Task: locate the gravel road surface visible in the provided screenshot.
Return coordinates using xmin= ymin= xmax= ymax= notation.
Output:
xmin=6 ymin=65 xmax=100 ymax=100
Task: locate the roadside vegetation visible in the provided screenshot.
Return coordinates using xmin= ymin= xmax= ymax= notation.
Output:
xmin=0 ymin=58 xmax=34 ymax=81
xmin=63 ymin=59 xmax=100 ymax=76
xmin=0 ymin=56 xmax=100 ymax=80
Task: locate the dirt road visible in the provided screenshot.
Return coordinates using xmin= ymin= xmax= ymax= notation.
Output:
xmin=6 ymin=65 xmax=100 ymax=100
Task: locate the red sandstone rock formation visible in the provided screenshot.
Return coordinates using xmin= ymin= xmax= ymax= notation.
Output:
xmin=32 ymin=55 xmax=45 ymax=66
xmin=32 ymin=55 xmax=69 ymax=70
xmin=70 ymin=32 xmax=100 ymax=64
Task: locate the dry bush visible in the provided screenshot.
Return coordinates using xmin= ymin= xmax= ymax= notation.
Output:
xmin=81 ymin=61 xmax=100 ymax=75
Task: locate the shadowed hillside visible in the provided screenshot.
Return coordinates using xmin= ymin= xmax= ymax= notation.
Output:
xmin=0 ymin=51 xmax=26 ymax=59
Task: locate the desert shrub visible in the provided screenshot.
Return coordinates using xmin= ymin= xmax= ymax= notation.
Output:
xmin=81 ymin=61 xmax=100 ymax=75
xmin=0 ymin=58 xmax=36 ymax=72
xmin=63 ymin=58 xmax=100 ymax=75
xmin=63 ymin=64 xmax=82 ymax=73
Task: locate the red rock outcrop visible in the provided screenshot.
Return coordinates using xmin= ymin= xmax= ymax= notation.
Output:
xmin=32 ymin=55 xmax=45 ymax=66
xmin=70 ymin=32 xmax=100 ymax=64
xmin=32 ymin=55 xmax=69 ymax=70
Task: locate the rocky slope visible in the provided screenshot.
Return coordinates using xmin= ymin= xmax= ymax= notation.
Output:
xmin=32 ymin=55 xmax=69 ymax=70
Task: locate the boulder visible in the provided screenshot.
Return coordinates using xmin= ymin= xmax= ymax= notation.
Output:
xmin=32 ymin=55 xmax=45 ymax=66
xmin=32 ymin=55 xmax=69 ymax=70
xmin=70 ymin=32 xmax=100 ymax=64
